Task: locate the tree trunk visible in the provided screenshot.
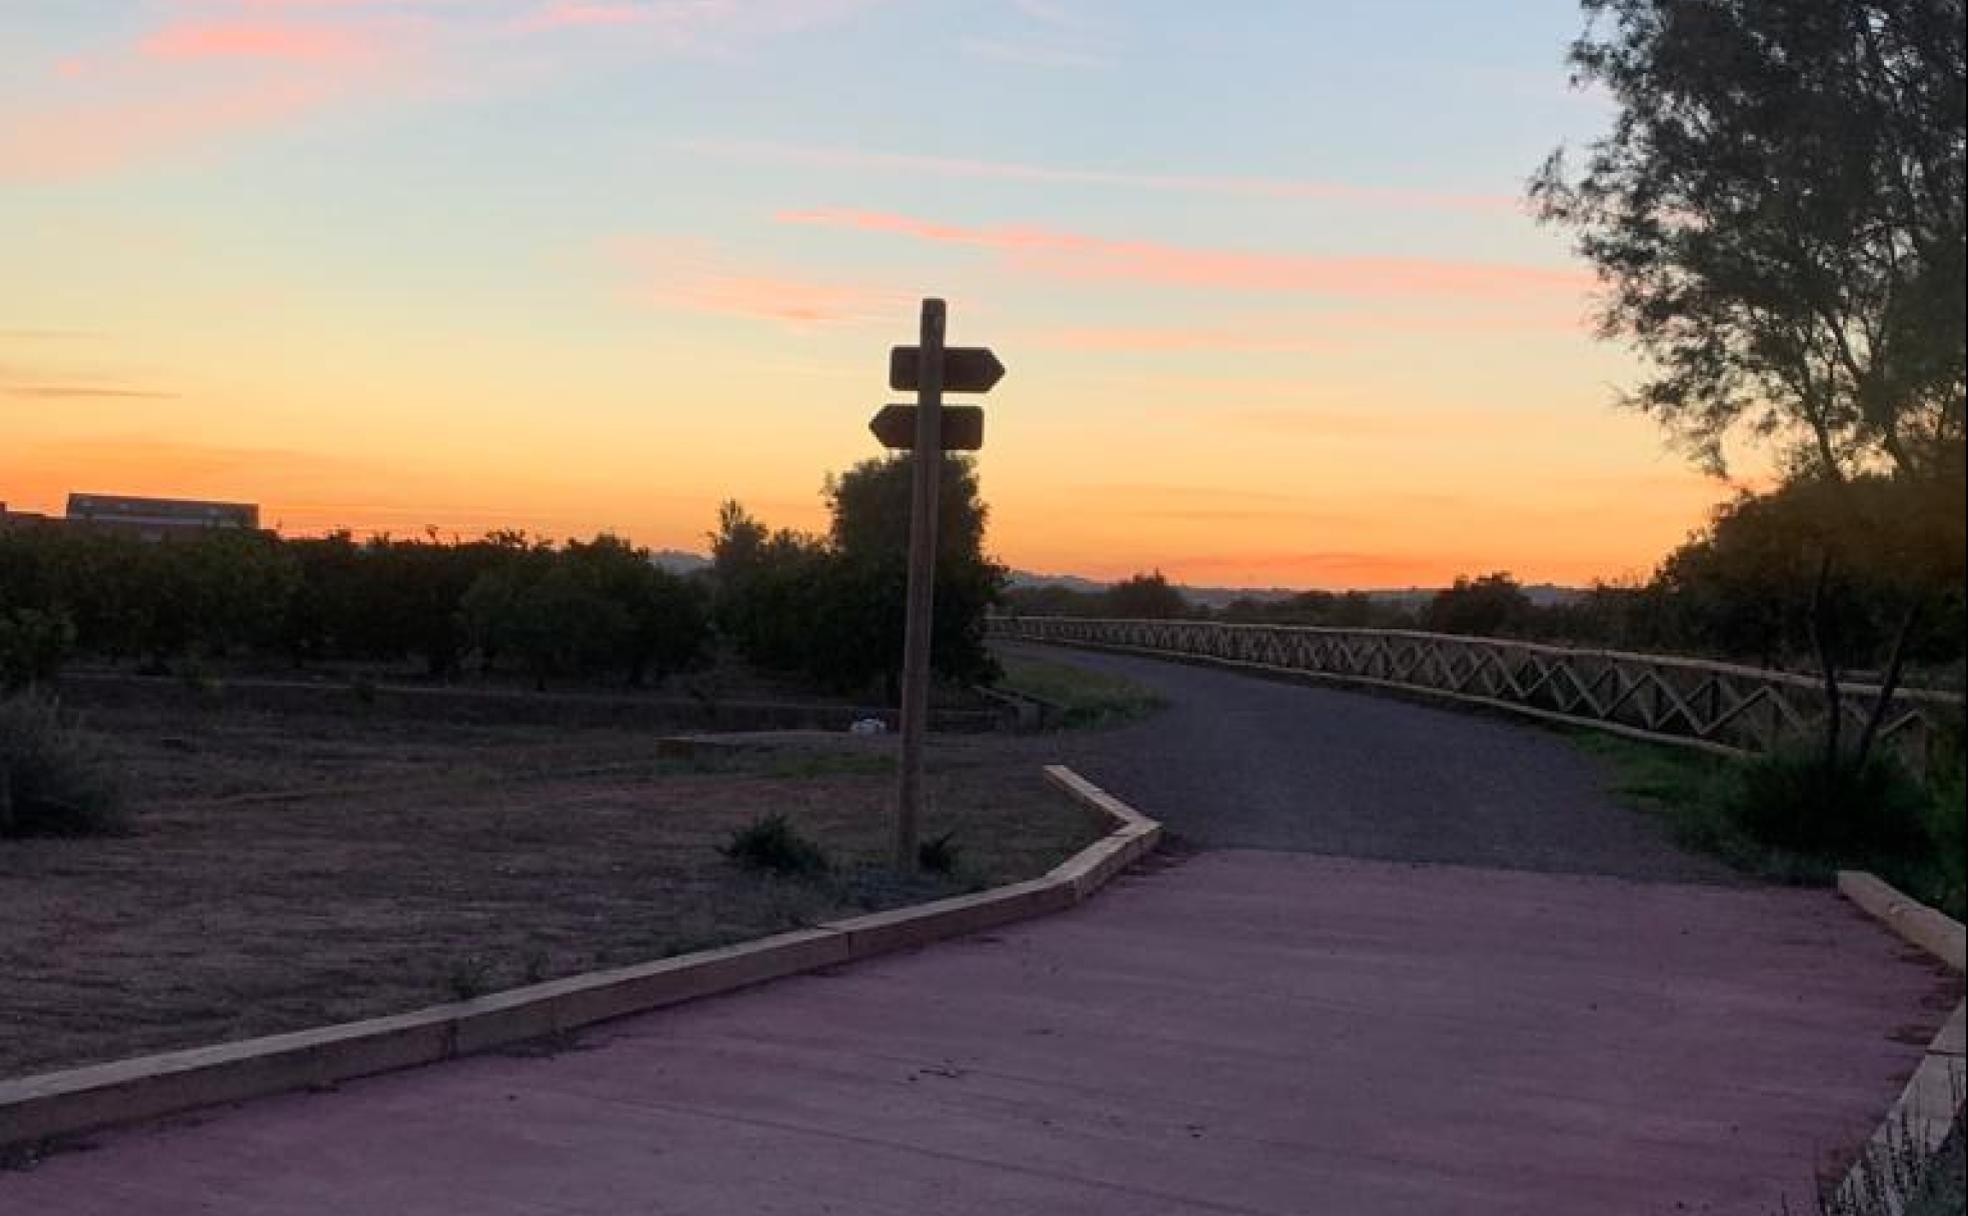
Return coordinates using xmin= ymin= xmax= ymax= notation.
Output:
xmin=1808 ymin=551 xmax=1844 ymax=774
xmin=1854 ymin=599 xmax=1921 ymax=770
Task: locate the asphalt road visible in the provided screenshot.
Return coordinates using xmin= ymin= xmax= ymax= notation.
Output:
xmin=1003 ymin=641 xmax=1736 ymax=883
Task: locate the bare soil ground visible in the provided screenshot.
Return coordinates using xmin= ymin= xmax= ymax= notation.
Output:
xmin=0 ymin=706 xmax=1101 ymax=1078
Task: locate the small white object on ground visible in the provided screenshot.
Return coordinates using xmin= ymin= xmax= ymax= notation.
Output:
xmin=848 ymin=718 xmax=888 ymax=735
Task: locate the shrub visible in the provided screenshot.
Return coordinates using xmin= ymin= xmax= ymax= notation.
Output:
xmin=443 ymin=954 xmax=494 ymax=1001
xmin=1921 ymin=761 xmax=1965 ymax=920
xmin=0 ymin=608 xmax=75 ymax=692
xmin=721 ymin=813 xmax=829 ymax=876
xmin=917 ymin=830 xmax=962 ymax=875
xmin=0 ymin=696 xmax=126 ymax=838
xmin=1725 ymin=749 xmax=1929 ymax=864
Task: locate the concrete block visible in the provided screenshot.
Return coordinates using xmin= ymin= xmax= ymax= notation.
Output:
xmin=1838 ymin=870 xmax=1967 ymax=971
xmin=542 ymin=930 xmax=853 ymax=1031
xmin=1930 ymin=1001 xmax=1965 ymax=1059
xmin=0 ymin=1012 xmax=454 ymax=1148
xmin=823 ymin=881 xmax=1075 ymax=957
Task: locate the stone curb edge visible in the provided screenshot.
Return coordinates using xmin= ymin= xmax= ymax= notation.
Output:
xmin=0 ymin=764 xmax=1161 ymax=1152
xmin=1832 ymin=870 xmax=1966 ymax=1211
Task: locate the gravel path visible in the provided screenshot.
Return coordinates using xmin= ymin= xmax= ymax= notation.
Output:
xmin=1004 ymin=641 xmax=1736 ymax=882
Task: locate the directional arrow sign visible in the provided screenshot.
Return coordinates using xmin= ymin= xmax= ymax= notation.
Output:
xmin=889 ymin=346 xmax=1005 ymax=394
xmin=869 ymin=403 xmax=984 ymax=452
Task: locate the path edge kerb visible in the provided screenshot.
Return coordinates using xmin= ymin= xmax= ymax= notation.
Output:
xmin=1833 ymin=870 xmax=1965 ymax=1210
xmin=0 ymin=764 xmax=1160 ymax=1152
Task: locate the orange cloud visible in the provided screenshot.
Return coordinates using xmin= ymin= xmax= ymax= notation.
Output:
xmin=3 ymin=386 xmax=179 ymax=400
xmin=776 ymin=209 xmax=1590 ymax=300
xmin=1166 ymin=550 xmax=1457 ymax=579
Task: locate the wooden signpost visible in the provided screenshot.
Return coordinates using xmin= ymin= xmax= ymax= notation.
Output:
xmin=889 ymin=346 xmax=1005 ymax=395
xmin=872 ymin=299 xmax=1004 ymax=868
xmin=868 ymin=404 xmax=984 ymax=452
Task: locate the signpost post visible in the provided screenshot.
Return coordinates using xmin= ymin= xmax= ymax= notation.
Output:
xmin=873 ymin=299 xmax=1003 ymax=868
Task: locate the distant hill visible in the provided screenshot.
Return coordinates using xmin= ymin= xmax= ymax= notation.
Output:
xmin=1357 ymin=584 xmax=1585 ymax=610
xmin=1007 ymin=570 xmax=1584 ymax=610
xmin=1005 ymin=570 xmax=1109 ymax=596
xmin=664 ymin=559 xmax=1583 ymax=609
xmin=1011 ymin=573 xmax=1299 ymax=610
xmin=649 ymin=549 xmax=710 ymax=575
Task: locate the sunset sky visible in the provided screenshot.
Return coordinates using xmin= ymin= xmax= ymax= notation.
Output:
xmin=2 ymin=1 xmax=1764 ymax=589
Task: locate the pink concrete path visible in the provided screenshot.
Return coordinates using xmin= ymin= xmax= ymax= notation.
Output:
xmin=2 ymin=852 xmax=1955 ymax=1216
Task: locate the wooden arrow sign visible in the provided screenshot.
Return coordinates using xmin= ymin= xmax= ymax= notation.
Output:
xmin=889 ymin=346 xmax=1005 ymax=394
xmin=869 ymin=403 xmax=984 ymax=451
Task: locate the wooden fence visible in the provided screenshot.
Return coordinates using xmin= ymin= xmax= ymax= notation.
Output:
xmin=990 ymin=616 xmax=1963 ymax=764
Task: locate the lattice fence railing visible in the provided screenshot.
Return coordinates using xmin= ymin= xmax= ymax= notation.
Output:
xmin=990 ymin=616 xmax=1964 ymax=765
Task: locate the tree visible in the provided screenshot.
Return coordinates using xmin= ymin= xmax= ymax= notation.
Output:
xmin=561 ymin=535 xmax=710 ymax=686
xmin=709 ymin=457 xmax=1007 ymax=697
xmin=363 ymin=533 xmax=518 ymax=677
xmin=822 ymin=455 xmax=1006 ymax=693
xmin=1423 ymin=574 xmax=1534 ymax=637
xmin=0 ymin=608 xmax=74 ymax=691
xmin=1534 ymin=0 xmax=1966 ymax=769
xmin=1220 ymin=589 xmax=1414 ymax=629
xmin=709 ymin=505 xmax=835 ymax=677
xmin=1104 ymin=572 xmax=1191 ymax=620
xmin=1532 ymin=0 xmax=1965 ymax=480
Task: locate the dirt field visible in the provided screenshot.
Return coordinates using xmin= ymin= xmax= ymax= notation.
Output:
xmin=0 ymin=706 xmax=1101 ymax=1078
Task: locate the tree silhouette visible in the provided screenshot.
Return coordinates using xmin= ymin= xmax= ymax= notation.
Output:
xmin=1533 ymin=0 xmax=1966 ymax=767
xmin=1532 ymin=0 xmax=1964 ymax=481
xmin=1103 ymin=571 xmax=1192 ymax=620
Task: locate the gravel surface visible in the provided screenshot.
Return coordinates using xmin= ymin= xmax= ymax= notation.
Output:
xmin=1001 ymin=641 xmax=1738 ymax=883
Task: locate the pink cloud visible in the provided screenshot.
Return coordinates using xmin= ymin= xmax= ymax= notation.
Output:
xmin=680 ymin=138 xmax=1516 ymax=214
xmin=509 ymin=0 xmax=888 ymax=39
xmin=1 ymin=78 xmax=344 ymax=182
xmin=6 ymin=1 xmax=882 ymax=180
xmin=605 ymin=238 xmax=907 ymax=327
xmin=510 ymin=3 xmax=651 ymax=33
xmin=139 ymin=22 xmax=375 ymax=63
xmin=1040 ymin=327 xmax=1337 ymax=353
xmin=776 ymin=209 xmax=1590 ymax=301
xmin=643 ymin=272 xmax=902 ymax=326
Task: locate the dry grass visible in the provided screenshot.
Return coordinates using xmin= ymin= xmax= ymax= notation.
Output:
xmin=0 ymin=705 xmax=1103 ymax=1078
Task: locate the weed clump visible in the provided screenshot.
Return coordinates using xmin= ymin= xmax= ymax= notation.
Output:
xmin=917 ymin=830 xmax=962 ymax=876
xmin=1727 ymin=748 xmax=1929 ymax=862
xmin=722 ymin=813 xmax=830 ymax=876
xmin=444 ymin=954 xmax=494 ymax=1000
xmin=0 ymin=695 xmax=125 ymax=839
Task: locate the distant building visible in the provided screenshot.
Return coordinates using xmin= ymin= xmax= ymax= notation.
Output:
xmin=0 ymin=501 xmax=53 ymax=529
xmin=65 ymin=493 xmax=260 ymax=541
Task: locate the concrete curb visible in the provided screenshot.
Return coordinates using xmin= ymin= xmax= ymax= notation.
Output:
xmin=1839 ymin=870 xmax=1967 ymax=973
xmin=1833 ymin=871 xmax=1966 ymax=1212
xmin=0 ymin=765 xmax=1160 ymax=1152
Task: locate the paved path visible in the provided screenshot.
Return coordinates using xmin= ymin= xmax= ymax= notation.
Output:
xmin=4 ymin=851 xmax=1950 ymax=1215
xmin=1010 ymin=641 xmax=1733 ymax=881
xmin=4 ymin=648 xmax=1955 ymax=1214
